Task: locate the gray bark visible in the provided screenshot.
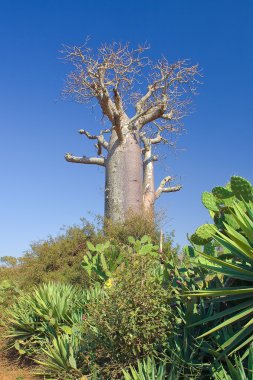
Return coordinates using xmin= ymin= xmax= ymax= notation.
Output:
xmin=143 ymin=148 xmax=155 ymax=215
xmin=105 ymin=126 xmax=143 ymax=222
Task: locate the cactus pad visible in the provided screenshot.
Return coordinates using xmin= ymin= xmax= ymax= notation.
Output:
xmin=231 ymin=176 xmax=253 ymax=202
xmin=204 ymin=242 xmax=215 ymax=256
xmin=202 ymin=192 xmax=219 ymax=212
xmin=213 ymin=213 xmax=225 ymax=229
xmin=191 ymin=224 xmax=215 ymax=245
xmin=212 ymin=186 xmax=233 ymax=199
xmin=190 ymin=233 xmax=207 ymax=245
xmin=219 ymin=206 xmax=232 ymax=214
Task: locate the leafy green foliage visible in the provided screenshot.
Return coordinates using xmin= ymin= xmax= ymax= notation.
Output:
xmin=166 ymin=299 xmax=214 ymax=379
xmin=36 ymin=334 xmax=84 ymax=379
xmin=103 ymin=211 xmax=161 ymax=244
xmin=186 ymin=177 xmax=253 ymax=357
xmin=127 ymin=235 xmax=159 ymax=256
xmin=82 ymin=240 xmax=124 ymax=283
xmin=0 ymin=256 xmax=18 ymax=267
xmin=212 ymin=345 xmax=253 ymax=379
xmin=122 ymin=357 xmax=166 ymax=380
xmin=5 ymin=282 xmax=85 ymax=357
xmin=189 ymin=176 xmax=253 ymax=248
xmin=0 ymin=279 xmax=21 ymax=311
xmin=82 ymin=253 xmax=173 ymax=378
xmin=17 ymin=221 xmax=102 ymax=287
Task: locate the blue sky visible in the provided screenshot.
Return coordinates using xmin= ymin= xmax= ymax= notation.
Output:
xmin=0 ymin=0 xmax=253 ymax=257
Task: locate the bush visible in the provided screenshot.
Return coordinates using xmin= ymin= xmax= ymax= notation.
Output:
xmin=83 ymin=253 xmax=173 ymax=378
xmin=0 ymin=219 xmax=106 ymax=291
xmin=104 ymin=211 xmax=160 ymax=244
xmin=0 ymin=279 xmax=21 ymax=324
xmin=1 ymin=214 xmax=180 ymax=296
xmin=1 ymin=226 xmax=181 ymax=379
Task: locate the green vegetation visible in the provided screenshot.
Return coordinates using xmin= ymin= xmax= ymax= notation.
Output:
xmin=2 ymin=175 xmax=253 ymax=379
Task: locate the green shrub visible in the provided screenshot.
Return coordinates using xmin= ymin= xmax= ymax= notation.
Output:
xmin=0 ymin=279 xmax=21 ymax=314
xmin=18 ymin=221 xmax=103 ymax=288
xmin=1 ymin=228 xmax=181 ymax=379
xmin=82 ymin=253 xmax=173 ymax=378
xmin=82 ymin=240 xmax=124 ymax=284
xmin=1 ymin=214 xmax=180 ymax=296
xmin=103 ymin=211 xmax=160 ymax=244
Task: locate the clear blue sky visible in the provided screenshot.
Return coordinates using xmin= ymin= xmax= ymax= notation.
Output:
xmin=0 ymin=0 xmax=253 ymax=257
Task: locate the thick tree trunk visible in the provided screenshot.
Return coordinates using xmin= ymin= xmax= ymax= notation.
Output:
xmin=105 ymin=127 xmax=143 ymax=222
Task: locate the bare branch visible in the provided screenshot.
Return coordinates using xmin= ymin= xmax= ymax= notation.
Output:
xmin=133 ymin=58 xmax=200 ymax=133
xmin=62 ymin=41 xmax=200 ymax=147
xmin=79 ymin=129 xmax=109 ymax=150
xmin=65 ymin=152 xmax=105 ymax=166
xmin=150 ymin=132 xmax=163 ymax=145
xmin=155 ymin=176 xmax=182 ymax=199
xmin=140 ymin=130 xmax=165 ymax=153
xmin=62 ymin=41 xmax=149 ymax=128
xmin=79 ymin=129 xmax=97 ymax=140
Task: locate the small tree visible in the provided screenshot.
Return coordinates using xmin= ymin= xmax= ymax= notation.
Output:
xmin=63 ymin=41 xmax=200 ymax=222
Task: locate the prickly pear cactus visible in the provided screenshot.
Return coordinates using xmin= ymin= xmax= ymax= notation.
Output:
xmin=202 ymin=192 xmax=219 ymax=212
xmin=203 ymin=242 xmax=215 ymax=256
xmin=189 ymin=175 xmax=253 ymax=251
xmin=212 ymin=186 xmax=233 ymax=199
xmin=190 ymin=224 xmax=215 ymax=245
xmin=231 ymin=176 xmax=253 ymax=202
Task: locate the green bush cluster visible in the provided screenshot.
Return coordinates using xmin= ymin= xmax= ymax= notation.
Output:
xmin=83 ymin=254 xmax=173 ymax=378
xmin=2 ymin=175 xmax=253 ymax=379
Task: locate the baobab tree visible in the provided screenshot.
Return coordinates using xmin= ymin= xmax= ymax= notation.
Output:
xmin=63 ymin=41 xmax=199 ymax=222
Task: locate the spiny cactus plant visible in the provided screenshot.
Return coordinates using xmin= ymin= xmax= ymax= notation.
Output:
xmin=189 ymin=176 xmax=253 ymax=248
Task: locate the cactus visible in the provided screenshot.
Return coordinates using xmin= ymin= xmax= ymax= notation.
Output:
xmin=224 ymin=214 xmax=240 ymax=230
xmin=204 ymin=242 xmax=215 ymax=256
xmin=231 ymin=176 xmax=253 ymax=202
xmin=212 ymin=186 xmax=233 ymax=199
xmin=202 ymin=192 xmax=219 ymax=212
xmin=223 ymin=196 xmax=236 ymax=207
xmin=190 ymin=233 xmax=207 ymax=245
xmin=191 ymin=224 xmax=215 ymax=245
xmin=184 ymin=245 xmax=195 ymax=258
xmin=187 ymin=176 xmax=253 ymax=261
xmin=213 ymin=212 xmax=225 ymax=229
